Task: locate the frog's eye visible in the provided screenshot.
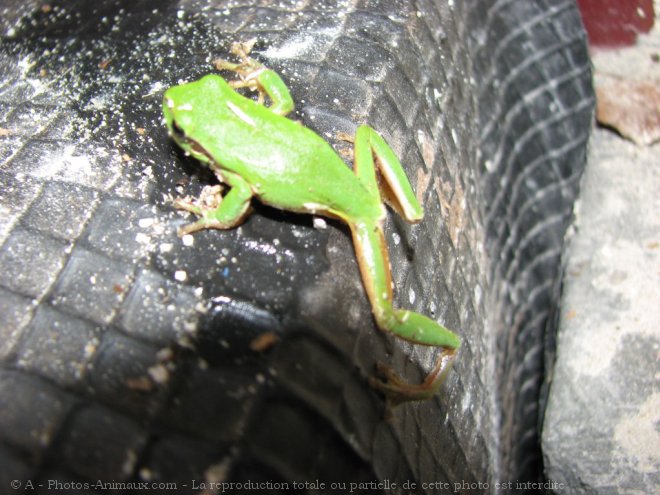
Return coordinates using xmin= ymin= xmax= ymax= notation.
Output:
xmin=171 ymin=120 xmax=186 ymax=140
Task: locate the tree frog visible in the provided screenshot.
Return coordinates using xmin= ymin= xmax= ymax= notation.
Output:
xmin=163 ymin=41 xmax=461 ymax=404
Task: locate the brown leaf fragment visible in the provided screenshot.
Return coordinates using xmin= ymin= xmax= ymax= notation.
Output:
xmin=126 ymin=375 xmax=154 ymax=391
xmin=595 ymin=74 xmax=660 ymax=145
xmin=249 ymin=331 xmax=278 ymax=352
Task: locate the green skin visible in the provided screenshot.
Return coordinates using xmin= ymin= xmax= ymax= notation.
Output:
xmin=163 ymin=51 xmax=460 ymax=403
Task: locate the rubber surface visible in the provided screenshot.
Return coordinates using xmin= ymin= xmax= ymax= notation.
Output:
xmin=469 ymin=1 xmax=594 ymax=481
xmin=0 ymin=0 xmax=593 ymax=492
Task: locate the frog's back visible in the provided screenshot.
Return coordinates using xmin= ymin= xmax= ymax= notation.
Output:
xmin=185 ymin=75 xmax=382 ymax=221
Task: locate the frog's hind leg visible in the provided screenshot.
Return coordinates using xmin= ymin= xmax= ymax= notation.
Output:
xmin=349 ymin=219 xmax=460 ymax=403
xmin=349 ymin=125 xmax=460 ymax=403
xmin=353 ymin=125 xmax=424 ymax=223
xmin=349 ymin=220 xmax=461 ymax=350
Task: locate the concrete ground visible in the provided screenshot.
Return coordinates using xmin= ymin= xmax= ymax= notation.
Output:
xmin=542 ymin=7 xmax=660 ymax=493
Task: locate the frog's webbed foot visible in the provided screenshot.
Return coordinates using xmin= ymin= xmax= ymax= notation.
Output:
xmin=368 ymin=348 xmax=457 ymax=408
xmin=230 ymin=39 xmax=257 ymax=60
xmin=173 ymin=185 xmax=228 ymax=235
xmin=214 ymin=39 xmax=257 ymax=69
xmin=213 ymin=39 xmax=264 ymax=94
xmin=174 ymin=184 xmax=223 ymax=212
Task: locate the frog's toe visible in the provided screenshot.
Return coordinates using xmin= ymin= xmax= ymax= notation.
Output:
xmin=368 ymin=348 xmax=457 ymax=407
xmin=368 ymin=365 xmax=435 ymax=406
xmin=173 ymin=197 xmax=202 ymax=215
xmin=177 ymin=218 xmax=227 ymax=236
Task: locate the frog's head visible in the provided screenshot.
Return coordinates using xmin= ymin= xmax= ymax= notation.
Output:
xmin=163 ymin=76 xmax=224 ymax=166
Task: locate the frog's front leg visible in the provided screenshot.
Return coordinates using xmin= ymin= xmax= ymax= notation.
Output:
xmin=226 ymin=67 xmax=294 ymax=116
xmin=214 ymin=48 xmax=294 ymax=116
xmin=174 ymin=170 xmax=253 ymax=236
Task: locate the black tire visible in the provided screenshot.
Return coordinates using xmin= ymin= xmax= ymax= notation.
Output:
xmin=0 ymin=1 xmax=593 ymax=492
